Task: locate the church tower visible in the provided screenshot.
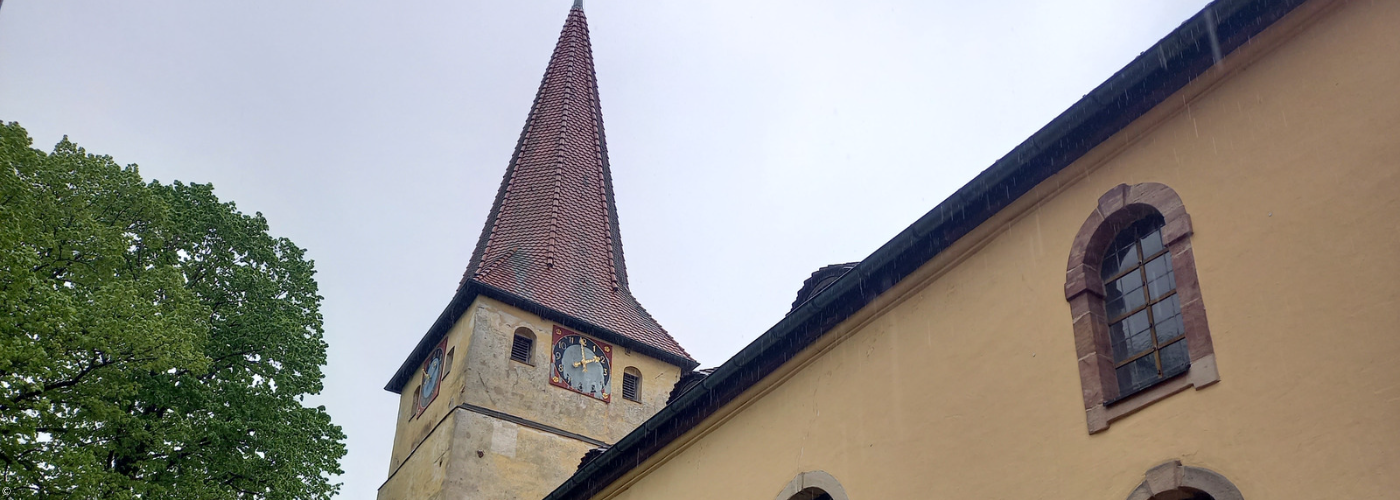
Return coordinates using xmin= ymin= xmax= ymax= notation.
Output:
xmin=378 ymin=3 xmax=697 ymax=499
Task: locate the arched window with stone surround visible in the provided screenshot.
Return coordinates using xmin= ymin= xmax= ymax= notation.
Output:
xmin=774 ymin=471 xmax=849 ymax=500
xmin=1065 ymin=183 xmax=1219 ymax=434
xmin=1125 ymin=460 xmax=1245 ymax=500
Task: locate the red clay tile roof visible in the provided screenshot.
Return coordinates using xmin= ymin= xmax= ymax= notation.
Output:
xmin=463 ymin=4 xmax=691 ymax=362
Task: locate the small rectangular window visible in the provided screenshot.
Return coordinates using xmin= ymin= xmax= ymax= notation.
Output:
xmin=444 ymin=348 xmax=454 ymax=375
xmin=622 ymin=372 xmax=640 ymax=402
xmin=510 ymin=334 xmax=534 ymax=365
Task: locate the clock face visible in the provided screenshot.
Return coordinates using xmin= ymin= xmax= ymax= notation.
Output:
xmin=415 ymin=338 xmax=446 ymax=417
xmin=549 ymin=326 xmax=612 ymax=402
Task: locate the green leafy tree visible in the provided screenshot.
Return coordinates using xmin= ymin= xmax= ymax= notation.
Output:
xmin=0 ymin=122 xmax=345 ymax=499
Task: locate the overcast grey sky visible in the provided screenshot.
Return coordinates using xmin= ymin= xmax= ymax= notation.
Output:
xmin=1 ymin=1 xmax=1211 ymax=497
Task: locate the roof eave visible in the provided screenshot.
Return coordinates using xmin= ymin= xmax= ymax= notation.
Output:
xmin=384 ymin=281 xmax=698 ymax=394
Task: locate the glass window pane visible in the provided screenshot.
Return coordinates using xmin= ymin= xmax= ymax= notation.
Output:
xmin=1132 ymin=214 xmax=1166 ymax=236
xmin=1100 ymin=240 xmax=1140 ymax=281
xmin=1160 ymin=340 xmax=1190 ymax=377
xmin=1144 ymin=253 xmax=1177 ymax=300
xmin=1105 ymin=271 xmax=1146 ymax=319
xmin=1140 ymin=228 xmax=1165 ymax=258
xmin=1101 ymin=251 xmax=1119 ymax=281
xmin=1109 ymin=310 xmax=1153 ymax=361
xmin=1151 ymin=295 xmax=1184 ymax=343
xmin=1116 ymin=354 xmax=1160 ymax=395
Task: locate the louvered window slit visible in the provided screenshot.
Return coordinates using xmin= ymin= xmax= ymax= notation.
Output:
xmin=511 ymin=334 xmax=534 ymax=364
xmin=622 ymin=371 xmax=640 ymax=402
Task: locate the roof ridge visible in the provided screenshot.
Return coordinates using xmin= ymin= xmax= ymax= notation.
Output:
xmin=546 ymin=66 xmax=569 ymax=268
xmin=580 ymin=35 xmax=623 ymax=292
xmin=472 ymin=246 xmax=517 ymax=281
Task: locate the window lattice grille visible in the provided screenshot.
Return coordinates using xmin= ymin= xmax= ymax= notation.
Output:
xmin=1101 ymin=214 xmax=1188 ymax=399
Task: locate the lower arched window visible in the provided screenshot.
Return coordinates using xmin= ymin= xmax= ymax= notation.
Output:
xmin=775 ymin=471 xmax=848 ymax=500
xmin=1126 ymin=460 xmax=1244 ymax=500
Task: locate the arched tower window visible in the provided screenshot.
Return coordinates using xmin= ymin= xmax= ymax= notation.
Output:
xmin=1066 ymin=183 xmax=1217 ymax=434
xmin=511 ymin=327 xmax=536 ymax=365
xmin=621 ymin=367 xmax=642 ymax=402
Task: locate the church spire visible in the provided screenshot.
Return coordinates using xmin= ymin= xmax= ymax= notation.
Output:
xmin=464 ymin=4 xmax=691 ymax=361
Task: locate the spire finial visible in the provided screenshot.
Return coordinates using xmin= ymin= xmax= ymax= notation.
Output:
xmin=572 ymin=0 xmax=583 ymax=10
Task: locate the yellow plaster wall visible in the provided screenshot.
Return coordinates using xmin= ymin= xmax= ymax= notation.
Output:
xmin=376 ymin=408 xmax=452 ymax=500
xmin=385 ymin=299 xmax=479 ymax=477
xmin=439 ymin=408 xmax=598 ymax=500
xmin=380 ymin=295 xmax=685 ymax=498
xmin=597 ymin=2 xmax=1400 ymax=499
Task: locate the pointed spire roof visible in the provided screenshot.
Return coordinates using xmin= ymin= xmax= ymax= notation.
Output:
xmin=464 ymin=4 xmax=691 ymax=362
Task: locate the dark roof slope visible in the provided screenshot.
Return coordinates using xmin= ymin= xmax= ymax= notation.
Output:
xmin=789 ymin=263 xmax=860 ymax=313
xmin=543 ymin=0 xmax=1306 ymax=498
xmin=666 ymin=368 xmax=718 ymax=405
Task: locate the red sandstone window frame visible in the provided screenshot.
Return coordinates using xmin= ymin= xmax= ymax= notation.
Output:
xmin=1065 ymin=183 xmax=1219 ymax=434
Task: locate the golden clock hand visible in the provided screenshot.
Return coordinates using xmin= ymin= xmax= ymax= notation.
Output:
xmin=573 ymin=352 xmax=596 ymax=367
